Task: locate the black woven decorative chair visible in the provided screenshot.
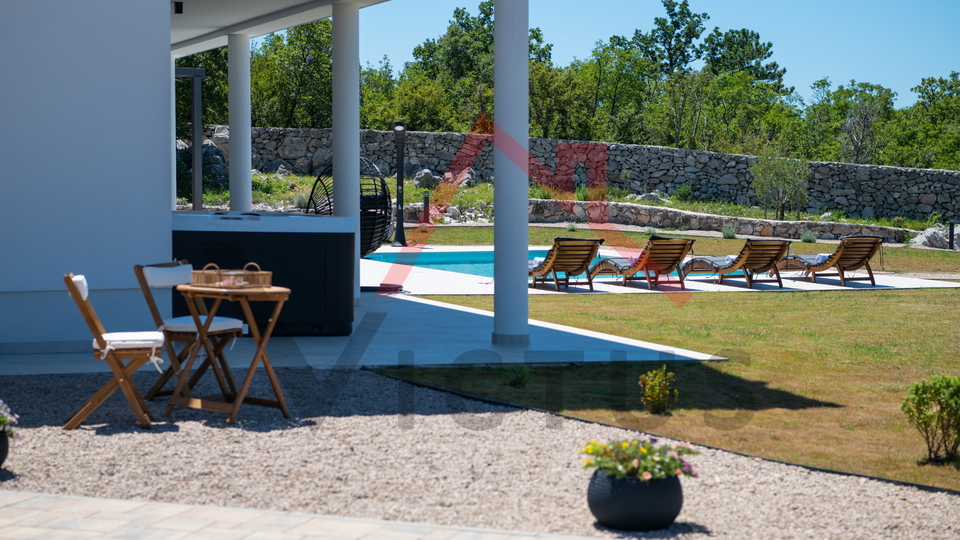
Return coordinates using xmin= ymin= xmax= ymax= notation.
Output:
xmin=303 ymin=157 xmax=393 ymax=257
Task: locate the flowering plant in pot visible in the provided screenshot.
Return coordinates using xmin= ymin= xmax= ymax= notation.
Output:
xmin=581 ymin=439 xmax=698 ymax=531
xmin=0 ymin=399 xmax=22 ymax=468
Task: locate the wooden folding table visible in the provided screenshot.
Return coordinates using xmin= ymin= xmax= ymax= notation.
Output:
xmin=165 ymin=284 xmax=292 ymax=423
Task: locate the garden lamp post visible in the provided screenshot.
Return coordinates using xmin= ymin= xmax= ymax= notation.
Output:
xmin=392 ymin=121 xmax=407 ymax=247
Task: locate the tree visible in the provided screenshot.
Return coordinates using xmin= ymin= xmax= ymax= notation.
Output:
xmin=883 ymin=72 xmax=960 ymax=170
xmin=250 ymin=20 xmax=333 ymax=129
xmin=750 ymin=152 xmax=810 ymax=220
xmin=702 ymin=28 xmax=789 ymax=93
xmin=360 ymin=57 xmax=398 ymax=130
xmin=637 ymin=0 xmax=709 ymax=76
xmin=404 ymin=0 xmax=553 ymax=129
xmin=835 ymin=81 xmax=896 ymax=164
xmin=174 ymin=47 xmax=229 ymax=138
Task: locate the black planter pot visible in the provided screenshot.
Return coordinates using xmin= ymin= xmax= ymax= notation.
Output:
xmin=0 ymin=431 xmax=8 ymax=468
xmin=586 ymin=470 xmax=683 ymax=531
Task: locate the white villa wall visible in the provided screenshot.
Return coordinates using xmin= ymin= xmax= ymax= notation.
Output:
xmin=0 ymin=1 xmax=173 ymax=351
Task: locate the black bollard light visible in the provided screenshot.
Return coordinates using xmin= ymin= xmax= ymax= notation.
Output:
xmin=422 ymin=191 xmax=430 ymax=224
xmin=392 ymin=121 xmax=408 ymax=246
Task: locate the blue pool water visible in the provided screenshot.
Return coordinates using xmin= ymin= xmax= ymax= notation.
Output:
xmin=365 ymin=249 xmax=568 ymax=278
xmin=365 ymin=249 xmax=703 ymax=280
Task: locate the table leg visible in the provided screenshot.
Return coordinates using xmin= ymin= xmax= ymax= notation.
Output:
xmin=165 ymin=295 xmax=221 ymax=417
xmin=226 ymin=297 xmax=291 ymax=423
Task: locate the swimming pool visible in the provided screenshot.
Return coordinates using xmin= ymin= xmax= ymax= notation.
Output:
xmin=365 ymin=249 xmax=586 ymax=278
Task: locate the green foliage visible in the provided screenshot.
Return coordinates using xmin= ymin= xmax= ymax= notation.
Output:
xmin=170 ymin=3 xmax=960 ymax=173
xmin=251 ymin=21 xmax=333 ymax=129
xmin=638 ymin=365 xmax=678 ymax=415
xmin=507 ymin=365 xmax=531 ymax=388
xmin=890 ymin=216 xmax=907 ymax=229
xmin=360 ymin=57 xmax=398 ymax=130
xmin=749 ymin=153 xmax=810 ymax=220
xmin=0 ymin=398 xmax=21 ymax=442
xmin=722 ymin=224 xmax=737 ymax=239
xmin=450 ymin=182 xmax=494 ymax=218
xmin=800 ymin=230 xmax=817 ymax=243
xmin=566 ymin=223 xmax=578 ymax=232
xmin=674 ymin=183 xmax=694 ymax=202
xmin=923 ymin=212 xmax=944 ymax=228
xmin=703 ymin=28 xmax=789 ymax=93
xmin=529 ymin=183 xmax=552 ymax=200
xmin=581 ymin=439 xmax=698 ymax=481
xmin=174 ymin=47 xmax=229 ymax=139
xmin=901 ymin=376 xmax=960 ymax=462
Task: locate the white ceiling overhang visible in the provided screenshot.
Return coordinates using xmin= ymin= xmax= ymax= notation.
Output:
xmin=171 ymin=0 xmax=390 ymax=58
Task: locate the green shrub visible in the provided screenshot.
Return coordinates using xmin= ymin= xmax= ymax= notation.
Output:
xmin=800 ymin=230 xmax=817 ymax=243
xmin=638 ymin=365 xmax=678 ymax=415
xmin=722 ymin=224 xmax=737 ymax=239
xmin=674 ymin=184 xmax=694 ymax=202
xmin=607 ymin=185 xmax=631 ymax=201
xmin=922 ymin=212 xmax=943 ymax=229
xmin=566 ymin=223 xmax=578 ymax=232
xmin=901 ymin=376 xmax=960 ymax=462
xmin=529 ymin=183 xmax=551 ymax=199
xmin=890 ymin=216 xmax=907 ymax=228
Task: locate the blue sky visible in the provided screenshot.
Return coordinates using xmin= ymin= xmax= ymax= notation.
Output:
xmin=351 ymin=0 xmax=958 ymax=107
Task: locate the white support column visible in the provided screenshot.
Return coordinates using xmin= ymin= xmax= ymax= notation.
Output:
xmin=228 ymin=33 xmax=252 ymax=212
xmin=492 ymin=0 xmax=530 ymax=345
xmin=171 ymin=56 xmax=177 ymax=210
xmin=333 ymin=2 xmax=361 ymax=302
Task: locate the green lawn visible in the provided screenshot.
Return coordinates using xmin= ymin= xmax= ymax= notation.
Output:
xmin=374 ymin=226 xmax=960 ymax=491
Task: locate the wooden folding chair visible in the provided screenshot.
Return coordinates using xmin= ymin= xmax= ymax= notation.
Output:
xmin=63 ymin=273 xmax=163 ymax=430
xmin=134 ymin=261 xmax=243 ymax=400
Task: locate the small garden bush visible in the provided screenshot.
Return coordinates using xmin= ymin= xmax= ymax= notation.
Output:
xmin=674 ymin=184 xmax=694 ymax=202
xmin=638 ymin=365 xmax=678 ymax=415
xmin=529 ymin=183 xmax=551 ymax=199
xmin=722 ymin=224 xmax=737 ymax=239
xmin=901 ymin=376 xmax=960 ymax=463
xmin=800 ymin=230 xmax=817 ymax=243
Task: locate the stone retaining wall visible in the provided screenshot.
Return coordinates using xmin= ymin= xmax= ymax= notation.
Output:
xmin=527 ymin=200 xmax=910 ymax=243
xmin=202 ymin=126 xmax=960 ymax=221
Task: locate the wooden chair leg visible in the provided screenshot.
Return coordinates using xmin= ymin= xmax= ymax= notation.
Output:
xmin=65 ymin=354 xmax=152 ymax=430
xmin=65 ymin=378 xmax=121 ymax=429
xmin=865 ymin=263 xmax=876 ymax=286
xmin=106 ymin=354 xmax=152 ymax=429
xmin=145 ymin=341 xmax=190 ymax=400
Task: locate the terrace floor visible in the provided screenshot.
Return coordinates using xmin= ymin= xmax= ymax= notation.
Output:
xmin=3 ymin=253 xmax=960 ymax=538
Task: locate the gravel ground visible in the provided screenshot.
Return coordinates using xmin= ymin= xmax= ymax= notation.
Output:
xmin=1 ymin=368 xmax=958 ymax=539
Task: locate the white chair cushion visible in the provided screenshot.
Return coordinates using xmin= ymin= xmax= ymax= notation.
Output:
xmin=72 ymin=275 xmax=89 ymax=300
xmin=142 ymin=264 xmax=193 ymax=288
xmin=161 ymin=316 xmax=243 ymax=334
xmin=94 ymin=331 xmax=165 ymax=351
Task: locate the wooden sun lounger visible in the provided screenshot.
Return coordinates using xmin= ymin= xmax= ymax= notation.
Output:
xmin=529 ymin=237 xmax=604 ymax=291
xmin=777 ymin=235 xmax=884 ymax=286
xmin=588 ymin=236 xmax=695 ymax=289
xmin=682 ymin=239 xmax=791 ymax=288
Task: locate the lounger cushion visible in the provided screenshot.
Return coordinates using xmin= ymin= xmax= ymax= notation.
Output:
xmin=161 ymin=316 xmax=243 ymax=334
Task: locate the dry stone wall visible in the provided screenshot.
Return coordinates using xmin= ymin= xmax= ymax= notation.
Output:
xmin=202 ymin=126 xmax=960 ymax=221
xmin=528 ymin=199 xmax=910 ymax=243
